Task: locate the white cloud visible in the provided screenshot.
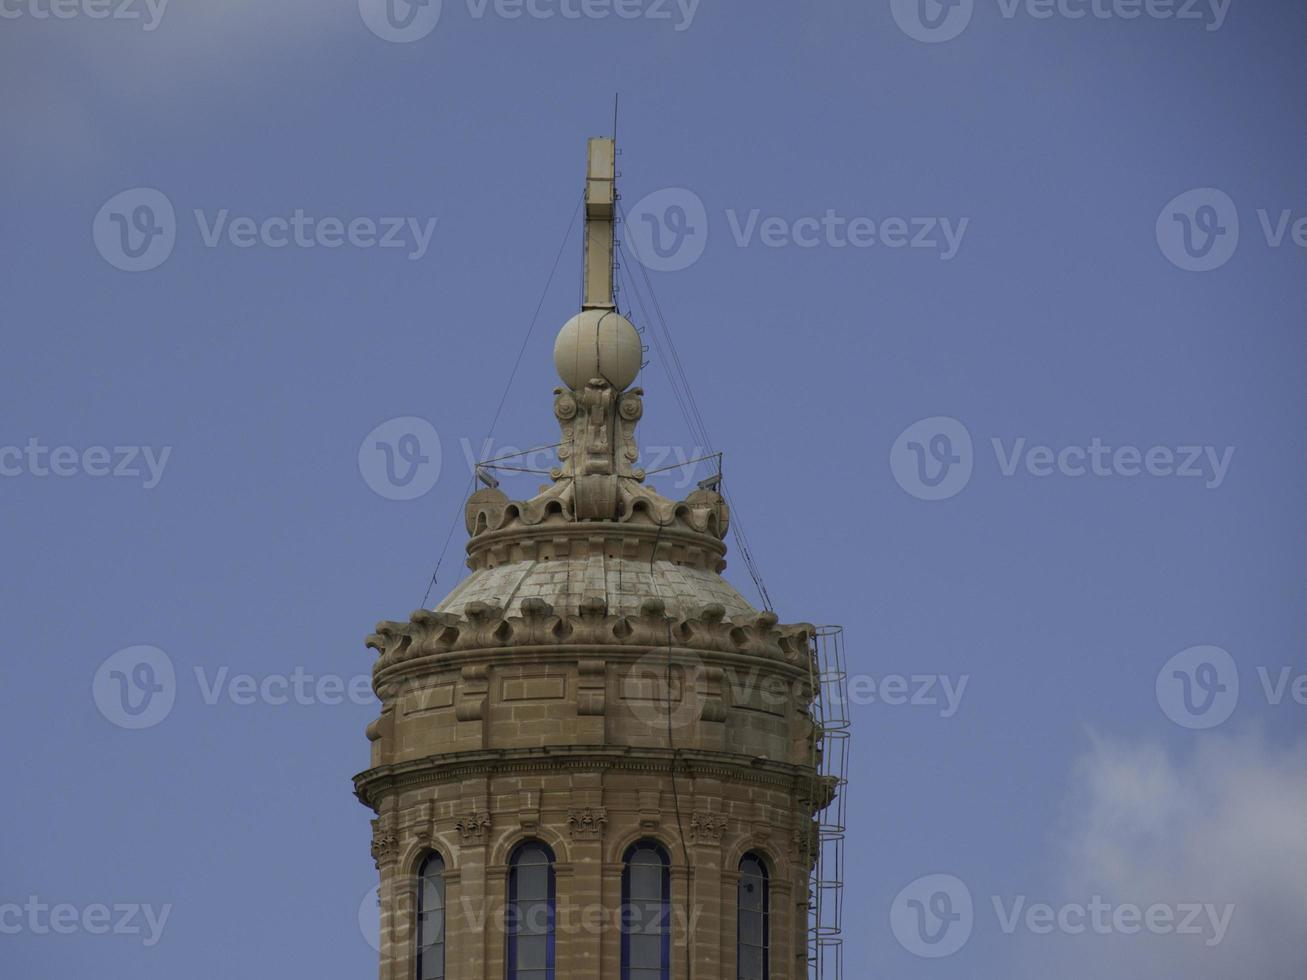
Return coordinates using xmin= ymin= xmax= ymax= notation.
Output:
xmin=1021 ymin=732 xmax=1307 ymax=979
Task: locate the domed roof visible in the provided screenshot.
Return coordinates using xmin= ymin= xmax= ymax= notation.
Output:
xmin=435 ymin=554 xmax=757 ymax=620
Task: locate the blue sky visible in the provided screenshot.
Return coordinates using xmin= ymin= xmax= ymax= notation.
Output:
xmin=2 ymin=1 xmax=1305 ymax=977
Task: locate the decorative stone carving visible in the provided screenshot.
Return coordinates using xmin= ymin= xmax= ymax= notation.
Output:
xmin=408 ymin=801 xmax=435 ymax=847
xmin=518 ymin=790 xmax=540 ymax=832
xmin=689 ymin=811 xmax=727 ymax=845
xmin=789 ymin=816 xmax=821 ymax=868
xmin=368 ymin=601 xmax=814 ymax=674
xmin=456 ymin=811 xmax=491 ymax=844
xmin=567 ymin=806 xmax=608 ymax=841
xmin=370 ymin=817 xmax=399 ymax=869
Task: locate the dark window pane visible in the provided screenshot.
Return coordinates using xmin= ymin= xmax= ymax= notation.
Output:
xmin=740 ymin=911 xmax=763 ymax=946
xmin=420 ymin=943 xmax=444 ymax=980
xmin=629 ymin=932 xmax=662 ymax=968
xmin=633 ymin=901 xmax=665 ymax=934
xmin=421 ymin=911 xmax=444 ymax=946
xmin=622 ymin=842 xmax=669 ymax=979
xmin=423 ymin=877 xmax=444 ymax=911
xmin=630 ymin=865 xmax=662 ymax=901
xmin=418 ymin=855 xmax=446 ymax=980
xmin=516 ymin=865 xmax=548 ymax=902
xmin=738 ymin=944 xmax=763 ymax=979
xmin=517 ymin=933 xmax=547 ymax=970
xmin=737 ymin=854 xmax=768 ymax=980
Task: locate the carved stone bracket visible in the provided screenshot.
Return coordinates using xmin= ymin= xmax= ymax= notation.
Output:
xmin=456 ymin=811 xmax=492 ymax=845
xmin=407 ymin=800 xmax=435 ymax=847
xmin=638 ymin=789 xmax=661 ymax=831
xmin=518 ymin=790 xmax=540 ymax=832
xmin=371 ymin=817 xmax=399 ymax=869
xmin=567 ymin=806 xmax=608 ymax=841
xmin=455 ymin=664 xmax=488 ymax=722
xmin=689 ymin=811 xmax=727 ymax=845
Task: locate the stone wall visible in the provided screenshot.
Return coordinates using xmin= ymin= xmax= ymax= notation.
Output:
xmin=357 ymin=597 xmax=828 ymax=980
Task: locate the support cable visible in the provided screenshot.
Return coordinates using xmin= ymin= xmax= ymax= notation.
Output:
xmin=614 ymin=225 xmax=774 ymax=611
xmin=419 ymin=192 xmax=584 ymax=608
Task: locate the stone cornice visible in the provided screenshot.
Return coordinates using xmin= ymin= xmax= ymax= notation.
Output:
xmin=352 ymin=745 xmax=825 ymax=811
xmin=367 ymin=596 xmax=816 ymax=681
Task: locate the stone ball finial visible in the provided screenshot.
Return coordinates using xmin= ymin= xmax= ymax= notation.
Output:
xmin=553 ymin=309 xmax=641 ymax=391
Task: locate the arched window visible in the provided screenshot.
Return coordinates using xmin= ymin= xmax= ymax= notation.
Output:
xmin=507 ymin=841 xmax=556 ymax=980
xmin=737 ymin=853 xmax=769 ymax=980
xmin=622 ymin=840 xmax=671 ymax=980
xmin=416 ymin=853 xmax=445 ymax=980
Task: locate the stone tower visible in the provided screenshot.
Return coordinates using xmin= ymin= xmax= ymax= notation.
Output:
xmin=356 ymin=138 xmax=836 ymax=980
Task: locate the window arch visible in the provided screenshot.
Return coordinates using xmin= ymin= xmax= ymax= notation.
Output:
xmin=737 ymin=853 xmax=769 ymax=980
xmin=507 ymin=841 xmax=556 ymax=980
xmin=416 ymin=853 xmax=445 ymax=980
xmin=621 ymin=840 xmax=671 ymax=980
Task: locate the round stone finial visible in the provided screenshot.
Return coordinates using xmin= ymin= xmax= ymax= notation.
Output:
xmin=553 ymin=309 xmax=641 ymax=391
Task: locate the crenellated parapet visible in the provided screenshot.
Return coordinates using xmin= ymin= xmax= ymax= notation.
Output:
xmin=367 ymin=597 xmax=816 ymax=679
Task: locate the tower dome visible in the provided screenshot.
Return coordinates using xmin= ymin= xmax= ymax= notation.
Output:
xmin=355 ymin=137 xmax=838 ymax=980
